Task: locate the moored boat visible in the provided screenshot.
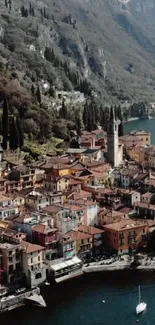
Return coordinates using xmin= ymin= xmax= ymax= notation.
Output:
xmin=136 ymin=286 xmax=147 ymax=315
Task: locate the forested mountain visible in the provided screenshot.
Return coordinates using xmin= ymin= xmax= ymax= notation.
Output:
xmin=0 ymin=0 xmax=155 ymax=147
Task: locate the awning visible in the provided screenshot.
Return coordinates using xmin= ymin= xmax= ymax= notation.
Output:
xmin=60 ymin=262 xmax=68 ymax=268
xmin=51 ymin=264 xmax=62 ymax=271
xmin=51 ymin=256 xmax=82 ymax=272
xmin=72 ymin=256 xmax=82 ymax=264
xmin=65 ymin=260 xmax=75 ymax=266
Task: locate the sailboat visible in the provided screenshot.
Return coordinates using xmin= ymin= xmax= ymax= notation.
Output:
xmin=136 ymin=286 xmax=147 ymax=315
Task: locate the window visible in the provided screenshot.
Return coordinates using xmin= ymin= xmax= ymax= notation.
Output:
xmin=81 ymin=240 xmax=84 ymax=244
xmin=46 ymin=198 xmax=48 ymax=202
xmin=16 ymin=262 xmax=21 ymax=271
xmin=31 ymin=265 xmax=34 ymax=271
xmin=38 ymin=256 xmax=40 ymax=262
xmin=143 ymin=228 xmax=145 ymax=233
xmin=146 ymin=138 xmax=148 ymax=141
xmin=9 ymin=257 xmax=13 ymax=263
xmin=31 ymin=258 xmax=33 ymax=263
xmin=9 ymin=265 xmax=13 ymax=274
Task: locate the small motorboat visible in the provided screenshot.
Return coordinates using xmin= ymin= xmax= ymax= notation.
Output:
xmin=15 ymin=287 xmax=26 ymax=294
xmin=136 ymin=286 xmax=147 ymax=315
xmin=45 ymin=281 xmax=50 ymax=286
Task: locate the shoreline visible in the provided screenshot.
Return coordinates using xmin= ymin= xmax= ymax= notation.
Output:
xmin=51 ymin=263 xmax=155 ymax=283
xmin=124 ymin=117 xmax=139 ymax=123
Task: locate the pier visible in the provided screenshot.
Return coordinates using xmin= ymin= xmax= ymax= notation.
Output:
xmin=0 ymin=287 xmax=45 ymax=313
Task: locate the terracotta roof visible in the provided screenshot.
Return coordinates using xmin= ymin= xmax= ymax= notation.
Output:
xmin=63 ymin=204 xmax=84 ymax=212
xmin=141 ymin=192 xmax=152 ymax=198
xmin=135 ymin=202 xmax=155 ymax=210
xmin=118 ymin=207 xmax=133 ymax=214
xmin=69 ymin=178 xmax=82 ymax=185
xmin=76 ymin=225 xmax=104 ymax=235
xmin=32 ymin=224 xmax=57 ymax=234
xmin=104 ymin=218 xmax=147 ymax=232
xmin=135 ymin=173 xmax=149 ymax=181
xmin=68 ymin=190 xmax=92 ymax=200
xmin=76 ymin=199 xmax=97 ymax=206
xmin=146 ymin=179 xmax=155 ymax=186
xmin=66 ymin=229 xmax=91 ymax=240
xmin=21 ymin=241 xmax=44 ymax=253
xmin=42 ymin=205 xmax=62 ymax=214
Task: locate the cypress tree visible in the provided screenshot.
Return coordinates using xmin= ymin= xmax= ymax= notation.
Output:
xmin=16 ymin=116 xmax=24 ymax=149
xmin=118 ymin=121 xmax=124 ymax=137
xmin=31 ymin=7 xmax=35 ymax=16
xmin=31 ymin=84 xmax=35 ymax=95
xmin=36 ymin=85 xmax=41 ymax=104
xmin=59 ymin=99 xmax=68 ymax=119
xmin=75 ymin=110 xmax=83 ymax=136
xmin=5 ymin=0 xmax=8 ymax=8
xmin=29 ymin=2 xmax=32 ymax=15
xmin=83 ymin=100 xmax=89 ymax=126
xmin=9 ymin=117 xmax=19 ymax=151
xmin=2 ymin=96 xmax=9 ymax=150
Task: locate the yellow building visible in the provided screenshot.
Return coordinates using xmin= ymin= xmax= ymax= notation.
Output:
xmin=130 ymin=130 xmax=151 ymax=145
xmin=44 ymin=175 xmax=69 ymax=192
xmin=66 ymin=230 xmax=92 ymax=256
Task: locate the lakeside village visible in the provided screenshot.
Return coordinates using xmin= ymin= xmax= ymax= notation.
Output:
xmin=1 ymin=107 xmax=155 ymax=311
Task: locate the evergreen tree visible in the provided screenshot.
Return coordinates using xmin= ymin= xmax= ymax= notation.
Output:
xmin=2 ymin=96 xmax=9 ymax=150
xmin=118 ymin=109 xmax=124 ymax=137
xmin=31 ymin=84 xmax=35 ymax=95
xmin=29 ymin=2 xmax=32 ymax=15
xmin=9 ymin=117 xmax=19 ymax=151
xmin=16 ymin=116 xmax=24 ymax=149
xmin=83 ymin=100 xmax=89 ymax=125
xmin=31 ymin=7 xmax=35 ymax=16
xmin=59 ymin=99 xmax=68 ymax=119
xmin=5 ymin=0 xmax=8 ymax=8
xmin=118 ymin=121 xmax=124 ymax=137
xmin=43 ymin=7 xmax=46 ymax=18
xmin=36 ymin=85 xmax=41 ymax=104
xmin=75 ymin=110 xmax=83 ymax=136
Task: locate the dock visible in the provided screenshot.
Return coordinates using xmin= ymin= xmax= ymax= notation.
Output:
xmin=0 ymin=287 xmax=46 ymax=313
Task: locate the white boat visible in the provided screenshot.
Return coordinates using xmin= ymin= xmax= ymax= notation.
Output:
xmin=45 ymin=281 xmax=50 ymax=286
xmin=15 ymin=287 xmax=26 ymax=294
xmin=136 ymin=286 xmax=147 ymax=315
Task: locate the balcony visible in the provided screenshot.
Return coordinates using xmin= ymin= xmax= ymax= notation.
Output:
xmin=64 ymin=246 xmax=74 ymax=252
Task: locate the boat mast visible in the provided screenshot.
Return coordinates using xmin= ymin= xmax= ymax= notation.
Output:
xmin=138 ymin=286 xmax=141 ymax=304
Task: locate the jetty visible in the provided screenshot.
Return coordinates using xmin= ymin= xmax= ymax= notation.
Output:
xmin=0 ymin=287 xmax=46 ymax=314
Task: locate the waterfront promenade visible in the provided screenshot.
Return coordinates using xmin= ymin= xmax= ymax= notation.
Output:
xmin=82 ymin=255 xmax=155 ymax=273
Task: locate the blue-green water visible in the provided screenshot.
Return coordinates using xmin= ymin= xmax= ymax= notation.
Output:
xmin=124 ymin=118 xmax=155 ymax=144
xmin=2 ymin=272 xmax=155 ymax=325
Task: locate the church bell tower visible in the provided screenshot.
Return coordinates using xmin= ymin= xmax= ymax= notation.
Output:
xmin=107 ymin=106 xmax=120 ymax=168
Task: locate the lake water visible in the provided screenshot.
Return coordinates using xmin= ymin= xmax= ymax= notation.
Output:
xmin=124 ymin=118 xmax=155 ymax=144
xmin=2 ymin=272 xmax=155 ymax=325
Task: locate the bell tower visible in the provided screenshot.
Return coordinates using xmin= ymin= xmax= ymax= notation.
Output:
xmin=107 ymin=106 xmax=120 ymax=167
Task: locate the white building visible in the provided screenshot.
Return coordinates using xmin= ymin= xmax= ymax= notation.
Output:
xmin=21 ymin=241 xmax=46 ymax=288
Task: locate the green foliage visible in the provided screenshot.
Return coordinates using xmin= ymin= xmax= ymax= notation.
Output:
xmin=9 ymin=116 xmax=19 ymax=151
xmin=2 ymin=95 xmax=9 ymax=150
